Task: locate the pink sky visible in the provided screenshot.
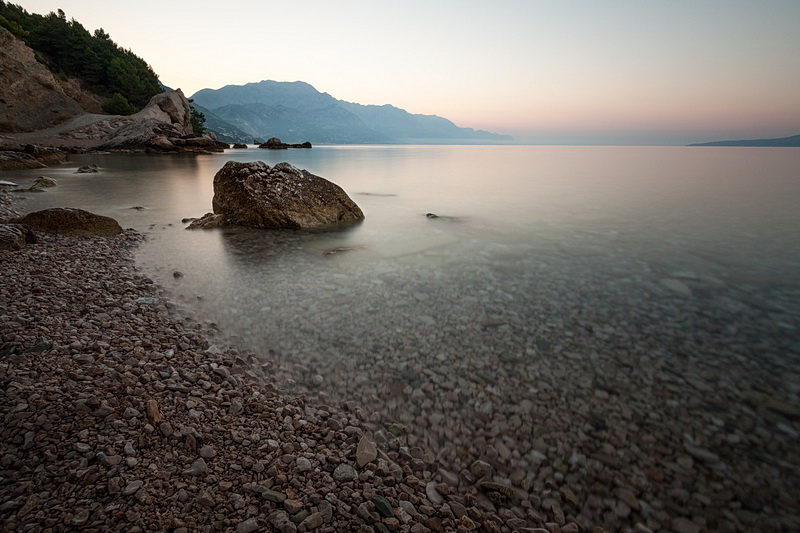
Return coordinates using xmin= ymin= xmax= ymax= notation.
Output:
xmin=17 ymin=0 xmax=800 ymax=144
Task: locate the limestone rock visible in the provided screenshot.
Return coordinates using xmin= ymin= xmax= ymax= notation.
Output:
xmin=210 ymin=161 xmax=364 ymax=230
xmin=16 ymin=208 xmax=122 ymax=236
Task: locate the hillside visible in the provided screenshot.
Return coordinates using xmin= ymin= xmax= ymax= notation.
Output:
xmin=689 ymin=134 xmax=800 ymax=147
xmin=0 ymin=2 xmax=162 ymax=122
xmin=191 ymin=80 xmax=513 ymax=145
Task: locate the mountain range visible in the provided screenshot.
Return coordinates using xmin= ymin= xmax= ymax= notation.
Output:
xmin=190 ymin=80 xmax=512 ymax=145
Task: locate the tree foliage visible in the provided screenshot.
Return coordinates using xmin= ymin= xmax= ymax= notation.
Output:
xmin=188 ymin=99 xmax=206 ymax=136
xmin=0 ymin=1 xmax=162 ymax=113
xmin=102 ymin=92 xmax=137 ymax=115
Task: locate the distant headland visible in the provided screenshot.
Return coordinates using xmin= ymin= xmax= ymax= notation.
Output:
xmin=688 ymin=134 xmax=800 ymax=147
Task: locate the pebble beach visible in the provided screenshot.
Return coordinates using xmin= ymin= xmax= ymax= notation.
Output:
xmin=2 ymin=188 xmax=800 ymax=532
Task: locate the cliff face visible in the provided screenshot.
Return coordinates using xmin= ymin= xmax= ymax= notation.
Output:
xmin=0 ymin=26 xmax=85 ymax=132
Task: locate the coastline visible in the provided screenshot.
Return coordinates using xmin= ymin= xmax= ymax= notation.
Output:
xmin=0 ymin=193 xmax=533 ymax=532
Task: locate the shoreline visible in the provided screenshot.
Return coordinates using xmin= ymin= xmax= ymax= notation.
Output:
xmin=0 ymin=194 xmax=543 ymax=532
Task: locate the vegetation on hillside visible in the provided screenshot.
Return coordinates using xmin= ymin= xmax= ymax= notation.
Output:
xmin=0 ymin=1 xmax=162 ymax=114
xmin=188 ymin=99 xmax=206 ymax=136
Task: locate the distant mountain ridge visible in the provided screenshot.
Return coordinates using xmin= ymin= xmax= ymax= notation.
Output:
xmin=190 ymin=80 xmax=512 ymax=145
xmin=689 ymin=134 xmax=800 ymax=147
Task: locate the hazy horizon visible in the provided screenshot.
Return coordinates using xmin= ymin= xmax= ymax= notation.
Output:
xmin=15 ymin=0 xmax=800 ymax=145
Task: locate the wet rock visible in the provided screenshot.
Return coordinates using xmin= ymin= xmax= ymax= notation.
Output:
xmin=15 ymin=207 xmax=122 ymax=236
xmin=209 ymin=161 xmax=364 ymax=230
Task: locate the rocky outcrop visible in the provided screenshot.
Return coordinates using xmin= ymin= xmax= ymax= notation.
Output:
xmin=207 ymin=161 xmax=364 ymax=230
xmin=0 ymin=144 xmax=68 ymax=171
xmin=0 ymin=27 xmax=84 ymax=132
xmin=15 ymin=208 xmax=122 ymax=236
xmin=258 ymin=137 xmax=312 ymax=149
xmin=0 ymin=223 xmax=37 ymax=250
xmin=97 ymin=90 xmax=229 ymax=153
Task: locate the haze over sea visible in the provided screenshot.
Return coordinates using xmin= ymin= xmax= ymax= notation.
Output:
xmin=10 ymin=143 xmax=800 ymax=444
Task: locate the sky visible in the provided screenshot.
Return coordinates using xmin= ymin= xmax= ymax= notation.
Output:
xmin=15 ymin=0 xmax=800 ymax=145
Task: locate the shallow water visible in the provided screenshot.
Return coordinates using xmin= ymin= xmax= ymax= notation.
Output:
xmin=8 ymin=146 xmax=800 ymax=514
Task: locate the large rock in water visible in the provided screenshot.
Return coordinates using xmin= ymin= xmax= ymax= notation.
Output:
xmin=211 ymin=161 xmax=364 ymax=230
xmin=16 ymin=208 xmax=122 ymax=236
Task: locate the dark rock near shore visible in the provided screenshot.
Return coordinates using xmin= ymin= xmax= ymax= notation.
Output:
xmin=258 ymin=137 xmax=312 ymax=150
xmin=0 ymin=145 xmax=68 ymax=171
xmin=185 ymin=212 xmax=228 ymax=229
xmin=0 ymin=223 xmax=37 ymax=250
xmin=209 ymin=161 xmax=364 ymax=230
xmin=15 ymin=207 xmax=123 ymax=236
xmin=76 ymin=164 xmax=100 ymax=173
xmin=232 ymin=143 xmax=248 ymax=149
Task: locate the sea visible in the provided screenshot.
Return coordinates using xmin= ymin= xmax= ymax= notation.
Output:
xmin=7 ymin=145 xmax=800 ymax=474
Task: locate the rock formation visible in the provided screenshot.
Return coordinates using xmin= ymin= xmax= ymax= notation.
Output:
xmin=0 ymin=145 xmax=68 ymax=171
xmin=96 ymin=90 xmax=229 ymax=153
xmin=15 ymin=208 xmax=122 ymax=236
xmin=258 ymin=137 xmax=312 ymax=149
xmin=199 ymin=161 xmax=364 ymax=230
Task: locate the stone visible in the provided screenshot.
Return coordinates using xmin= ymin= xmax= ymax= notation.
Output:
xmin=258 ymin=137 xmax=312 ymax=149
xmin=236 ymin=518 xmax=260 ymax=533
xmin=199 ymin=445 xmax=216 ymax=459
xmin=372 ymin=495 xmax=394 ymax=517
xmin=15 ymin=208 xmax=122 ymax=236
xmin=299 ymin=512 xmax=323 ymax=530
xmin=186 ymin=212 xmax=227 ymax=229
xmin=470 ymin=460 xmax=493 ymax=479
xmin=184 ymin=458 xmax=209 ymax=476
xmin=0 ymin=224 xmax=37 ymax=250
xmin=209 ymin=161 xmax=364 ymax=230
xmin=333 ymin=463 xmax=358 ymax=481
xmin=357 ymin=435 xmax=378 ymax=467
xmin=76 ymin=164 xmax=100 ymax=174
xmin=268 ymin=511 xmax=297 ymax=533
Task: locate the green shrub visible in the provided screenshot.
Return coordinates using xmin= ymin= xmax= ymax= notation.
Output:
xmin=102 ymin=92 xmax=137 ymax=115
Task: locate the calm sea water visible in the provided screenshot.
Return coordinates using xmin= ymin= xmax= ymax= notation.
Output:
xmin=8 ymin=145 xmax=800 ymax=528
xmin=9 ymin=144 xmax=800 ymax=400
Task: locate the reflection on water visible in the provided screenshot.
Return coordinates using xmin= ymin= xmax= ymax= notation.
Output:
xmin=7 ymin=145 xmax=800 ymax=528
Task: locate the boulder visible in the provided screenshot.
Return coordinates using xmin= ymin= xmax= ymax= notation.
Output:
xmin=33 ymin=176 xmax=57 ymax=188
xmin=0 ymin=224 xmax=37 ymax=250
xmin=16 ymin=208 xmax=122 ymax=236
xmin=76 ymin=164 xmax=100 ymax=174
xmin=210 ymin=161 xmax=364 ymax=230
xmin=132 ymin=90 xmax=194 ymax=137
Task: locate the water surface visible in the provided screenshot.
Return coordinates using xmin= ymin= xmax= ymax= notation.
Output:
xmin=8 ymin=146 xmax=800 ymax=525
